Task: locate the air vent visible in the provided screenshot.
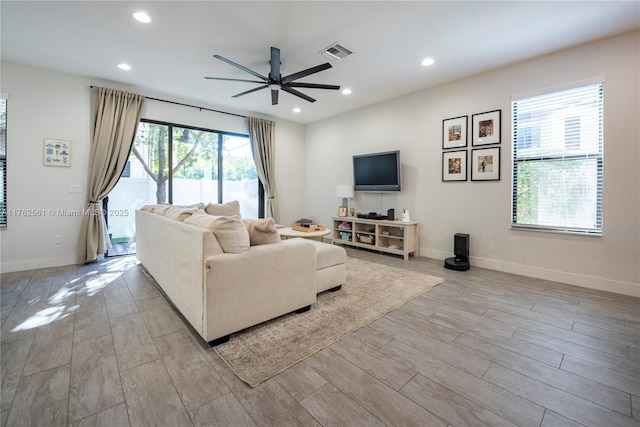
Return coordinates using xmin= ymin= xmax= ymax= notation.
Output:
xmin=319 ymin=43 xmax=353 ymax=60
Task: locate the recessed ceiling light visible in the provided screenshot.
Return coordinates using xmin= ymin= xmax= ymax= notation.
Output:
xmin=133 ymin=12 xmax=151 ymax=23
xmin=421 ymin=58 xmax=435 ymax=66
xmin=293 ymin=107 xmax=301 ymax=113
xmin=342 ymin=88 xmax=352 ymax=95
xmin=117 ymin=63 xmax=132 ymax=71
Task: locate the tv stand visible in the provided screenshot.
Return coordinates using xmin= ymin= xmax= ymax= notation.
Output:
xmin=332 ymin=216 xmax=418 ymax=260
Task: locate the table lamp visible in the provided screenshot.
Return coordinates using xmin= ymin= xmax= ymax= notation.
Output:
xmin=336 ymin=184 xmax=354 ymax=210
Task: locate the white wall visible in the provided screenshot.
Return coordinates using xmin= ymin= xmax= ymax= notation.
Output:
xmin=0 ymin=62 xmax=306 ymax=272
xmin=305 ymin=32 xmax=640 ymax=297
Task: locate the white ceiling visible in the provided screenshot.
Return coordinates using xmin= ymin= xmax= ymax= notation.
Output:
xmin=2 ymin=1 xmax=638 ymax=124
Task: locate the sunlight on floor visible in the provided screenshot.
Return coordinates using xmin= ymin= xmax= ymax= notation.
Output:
xmin=10 ymin=256 xmax=139 ymax=332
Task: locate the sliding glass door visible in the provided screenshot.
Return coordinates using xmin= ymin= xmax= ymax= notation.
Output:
xmin=107 ymin=120 xmax=262 ymax=255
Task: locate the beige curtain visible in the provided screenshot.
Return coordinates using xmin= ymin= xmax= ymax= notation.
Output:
xmin=248 ymin=117 xmax=278 ymax=221
xmin=79 ymin=87 xmax=145 ymax=263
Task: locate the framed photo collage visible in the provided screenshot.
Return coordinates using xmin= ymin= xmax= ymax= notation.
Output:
xmin=441 ymin=110 xmax=501 ymax=182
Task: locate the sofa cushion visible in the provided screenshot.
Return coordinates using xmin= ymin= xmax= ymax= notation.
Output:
xmin=243 ymin=218 xmax=281 ymax=246
xmin=164 ymin=206 xmax=198 ymax=221
xmin=307 ymin=240 xmax=347 ymax=270
xmin=205 ymin=200 xmax=241 ymax=217
xmin=141 ymin=203 xmax=170 ymax=214
xmin=184 ymin=210 xmax=249 ymax=253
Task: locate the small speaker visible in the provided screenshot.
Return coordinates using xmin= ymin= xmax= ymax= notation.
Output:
xmin=454 ymin=233 xmax=469 ymax=260
xmin=387 ymin=208 xmax=395 ymax=220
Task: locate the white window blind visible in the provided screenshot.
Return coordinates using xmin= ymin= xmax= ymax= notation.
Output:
xmin=511 ymin=81 xmax=604 ymax=235
xmin=0 ymin=96 xmax=6 ymax=228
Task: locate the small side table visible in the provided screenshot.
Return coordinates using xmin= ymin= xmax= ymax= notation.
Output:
xmin=278 ymin=227 xmax=331 ymax=242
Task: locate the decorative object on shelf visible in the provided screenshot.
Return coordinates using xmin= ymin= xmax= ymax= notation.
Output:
xmin=471 ymin=147 xmax=501 ymax=181
xmin=401 ymin=209 xmax=411 ymax=223
xmin=442 ymin=115 xmax=468 ymax=149
xmin=337 ymin=221 xmax=351 ymax=230
xmin=348 ymin=207 xmax=355 ymax=217
xmin=442 ymin=150 xmax=467 ymax=182
xmin=472 ymin=109 xmax=501 ymax=146
xmin=336 ymin=184 xmax=354 ymax=212
xmin=337 ymin=206 xmax=348 ymax=217
xmin=43 ymin=138 xmax=71 ymax=167
xmin=357 ymin=234 xmax=374 ymax=244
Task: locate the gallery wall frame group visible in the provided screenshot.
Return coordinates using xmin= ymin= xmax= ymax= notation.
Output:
xmin=441 ymin=109 xmax=501 ymax=182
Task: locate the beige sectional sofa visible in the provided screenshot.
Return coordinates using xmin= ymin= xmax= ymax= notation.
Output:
xmin=135 ymin=202 xmax=346 ymax=345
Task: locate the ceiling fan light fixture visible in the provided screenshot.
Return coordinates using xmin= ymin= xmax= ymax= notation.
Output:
xmin=269 ymin=84 xmax=280 ymax=91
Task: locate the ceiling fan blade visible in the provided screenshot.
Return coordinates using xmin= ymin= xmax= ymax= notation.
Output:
xmin=281 ymin=63 xmax=332 ymax=84
xmin=271 ymin=89 xmax=279 ymax=105
xmin=204 ymin=77 xmax=267 ymax=84
xmin=213 ymin=54 xmax=268 ymax=81
xmin=232 ymin=85 xmax=269 ymax=98
xmin=281 ymin=86 xmax=316 ymax=103
xmin=285 ymin=82 xmax=341 ymax=90
xmin=270 ymin=47 xmax=281 ymax=80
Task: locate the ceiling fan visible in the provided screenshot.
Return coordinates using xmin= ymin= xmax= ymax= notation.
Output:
xmin=205 ymin=47 xmax=340 ymax=105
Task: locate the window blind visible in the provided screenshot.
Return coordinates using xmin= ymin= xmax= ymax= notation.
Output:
xmin=511 ymin=81 xmax=604 ymax=235
xmin=0 ymin=96 xmax=6 ymax=228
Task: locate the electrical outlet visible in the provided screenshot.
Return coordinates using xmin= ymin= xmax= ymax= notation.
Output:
xmin=55 ymin=235 xmax=63 ymax=244
xmin=68 ymin=184 xmax=83 ymax=193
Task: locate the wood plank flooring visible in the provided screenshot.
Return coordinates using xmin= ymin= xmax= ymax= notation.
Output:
xmin=1 ymin=248 xmax=639 ymax=426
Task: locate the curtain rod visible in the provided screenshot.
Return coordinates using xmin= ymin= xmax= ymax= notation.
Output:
xmin=89 ymin=86 xmax=248 ymax=119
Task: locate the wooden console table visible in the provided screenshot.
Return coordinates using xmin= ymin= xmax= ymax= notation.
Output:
xmin=332 ymin=216 xmax=418 ymax=260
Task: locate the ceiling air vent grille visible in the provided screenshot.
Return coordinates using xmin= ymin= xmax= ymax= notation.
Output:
xmin=319 ymin=43 xmax=353 ymax=60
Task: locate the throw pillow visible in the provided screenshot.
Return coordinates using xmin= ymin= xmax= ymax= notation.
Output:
xmin=152 ymin=204 xmax=171 ymax=215
xmin=243 ymin=218 xmax=281 ymax=246
xmin=205 ymin=200 xmax=241 ymax=217
xmin=184 ymin=212 xmax=250 ymax=253
xmin=164 ymin=206 xmax=198 ymax=221
xmin=177 ymin=202 xmax=205 ymax=210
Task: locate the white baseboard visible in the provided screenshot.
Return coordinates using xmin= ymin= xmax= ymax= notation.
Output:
xmin=1 ymin=255 xmax=78 ymax=273
xmin=419 ymin=247 xmax=640 ymax=298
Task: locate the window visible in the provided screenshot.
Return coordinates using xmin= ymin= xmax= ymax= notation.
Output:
xmin=130 ymin=120 xmax=261 ymax=216
xmin=107 ymin=120 xmax=262 ymax=255
xmin=0 ymin=96 xmax=6 ymax=228
xmin=511 ymin=81 xmax=604 ymax=235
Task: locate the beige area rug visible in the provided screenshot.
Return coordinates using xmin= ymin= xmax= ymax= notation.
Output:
xmin=214 ymin=257 xmax=444 ymax=387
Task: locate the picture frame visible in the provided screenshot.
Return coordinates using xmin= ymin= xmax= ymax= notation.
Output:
xmin=471 ymin=109 xmax=501 ymax=146
xmin=442 ymin=115 xmax=468 ymax=149
xmin=338 ymin=206 xmax=348 ymax=217
xmin=43 ymin=138 xmax=71 ymax=167
xmin=348 ymin=207 xmax=355 ymax=217
xmin=442 ymin=150 xmax=467 ymax=182
xmin=471 ymin=147 xmax=500 ymax=181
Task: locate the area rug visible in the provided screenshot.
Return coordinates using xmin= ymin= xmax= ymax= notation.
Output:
xmin=214 ymin=257 xmax=444 ymax=387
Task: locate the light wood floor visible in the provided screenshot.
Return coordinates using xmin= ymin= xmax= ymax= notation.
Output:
xmin=1 ymin=248 xmax=639 ymax=426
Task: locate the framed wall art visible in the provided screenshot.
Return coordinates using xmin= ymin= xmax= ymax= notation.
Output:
xmin=471 ymin=147 xmax=500 ymax=181
xmin=471 ymin=109 xmax=501 ymax=146
xmin=442 ymin=115 xmax=467 ymax=149
xmin=442 ymin=150 xmax=467 ymax=182
xmin=43 ymin=138 xmax=71 ymax=167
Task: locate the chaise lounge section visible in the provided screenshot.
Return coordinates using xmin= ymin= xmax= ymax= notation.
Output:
xmin=135 ymin=202 xmax=346 ymax=345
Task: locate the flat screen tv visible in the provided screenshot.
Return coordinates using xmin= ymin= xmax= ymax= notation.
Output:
xmin=353 ymin=150 xmax=401 ymax=192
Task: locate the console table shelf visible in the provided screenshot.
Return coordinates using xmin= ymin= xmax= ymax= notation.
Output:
xmin=332 ymin=216 xmax=418 ymax=260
